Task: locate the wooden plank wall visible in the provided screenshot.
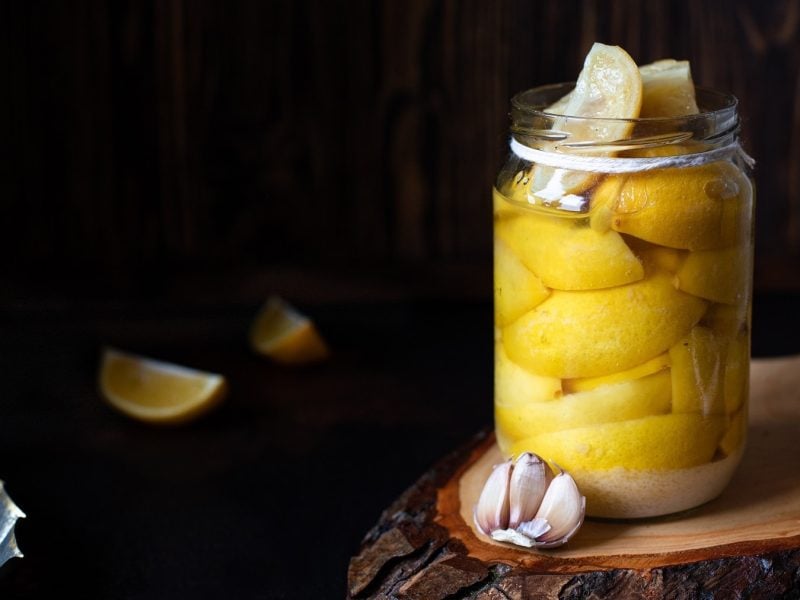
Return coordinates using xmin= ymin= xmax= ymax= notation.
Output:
xmin=3 ymin=0 xmax=799 ymax=300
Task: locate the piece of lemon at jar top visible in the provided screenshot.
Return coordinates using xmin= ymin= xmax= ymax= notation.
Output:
xmin=493 ymin=43 xmax=754 ymax=518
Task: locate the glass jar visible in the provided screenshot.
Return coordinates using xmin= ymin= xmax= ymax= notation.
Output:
xmin=493 ymin=83 xmax=754 ymax=518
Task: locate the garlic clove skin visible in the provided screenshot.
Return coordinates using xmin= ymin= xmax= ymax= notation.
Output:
xmin=508 ymin=453 xmax=551 ymax=529
xmin=515 ymin=517 xmax=551 ymax=540
xmin=474 ymin=460 xmax=513 ymax=535
xmin=533 ymin=472 xmax=586 ymax=545
xmin=491 ymin=528 xmax=535 ymax=548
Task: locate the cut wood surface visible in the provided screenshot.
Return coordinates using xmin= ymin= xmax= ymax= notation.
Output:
xmin=348 ymin=356 xmax=800 ymax=598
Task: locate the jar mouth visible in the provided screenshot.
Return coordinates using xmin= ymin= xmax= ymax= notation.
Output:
xmin=510 ymin=82 xmax=739 ymax=150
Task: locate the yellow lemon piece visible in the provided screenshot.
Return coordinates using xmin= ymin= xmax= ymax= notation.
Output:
xmin=99 ymin=348 xmax=227 ymax=424
xmin=496 ymin=370 xmax=672 ymax=441
xmin=564 ymin=352 xmax=670 ymax=393
xmin=702 ymin=302 xmax=749 ymax=339
xmin=530 ymin=43 xmax=642 ymax=203
xmin=605 ymin=161 xmax=751 ymax=250
xmin=623 ymin=237 xmax=687 ymax=273
xmin=494 ymin=237 xmax=550 ymax=326
xmin=547 ymin=58 xmax=699 ymax=119
xmin=719 ymin=408 xmax=747 ymax=457
xmin=503 ymin=271 xmax=707 ymax=379
xmin=723 ymin=332 xmax=750 ymax=414
xmin=250 ymin=296 xmax=329 ymax=364
xmin=495 ymin=342 xmax=562 ymax=407
xmin=496 ymin=210 xmax=644 ymax=291
xmin=509 ymin=413 xmax=726 ymax=471
xmin=556 ymin=43 xmax=643 ymax=139
xmin=639 ymin=59 xmax=699 ymax=117
xmin=674 ymin=243 xmax=753 ymax=305
xmin=669 ymin=326 xmax=726 ymax=415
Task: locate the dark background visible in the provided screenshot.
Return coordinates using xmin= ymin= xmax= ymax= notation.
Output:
xmin=1 ymin=1 xmax=799 ymax=598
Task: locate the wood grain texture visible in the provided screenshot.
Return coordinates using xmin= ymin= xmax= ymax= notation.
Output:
xmin=2 ymin=0 xmax=799 ymax=297
xmin=347 ymin=356 xmax=800 ymax=598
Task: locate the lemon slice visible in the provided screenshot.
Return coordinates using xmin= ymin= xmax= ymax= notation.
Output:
xmin=530 ymin=43 xmax=643 ymax=204
xmin=99 ymin=348 xmax=227 ymax=424
xmin=558 ymin=43 xmax=643 ymax=134
xmin=547 ymin=57 xmax=698 ymax=118
xmin=639 ymin=59 xmax=699 ymax=117
xmin=249 ymin=296 xmax=329 ymax=364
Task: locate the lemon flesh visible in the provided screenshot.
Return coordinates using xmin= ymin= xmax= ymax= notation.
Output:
xmin=509 ymin=413 xmax=725 ymax=472
xmin=531 ymin=43 xmax=642 ymax=202
xmin=546 ymin=58 xmax=699 ymax=119
xmin=496 ymin=370 xmax=672 ymax=443
xmin=99 ymin=348 xmax=227 ymax=424
xmin=496 ymin=211 xmax=644 ymax=291
xmin=503 ymin=270 xmax=707 ymax=379
xmin=639 ymin=59 xmax=699 ymax=117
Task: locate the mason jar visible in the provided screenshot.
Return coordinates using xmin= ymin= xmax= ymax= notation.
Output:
xmin=493 ymin=83 xmax=754 ymax=518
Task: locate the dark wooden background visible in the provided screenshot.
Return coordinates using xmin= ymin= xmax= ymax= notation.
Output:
xmin=2 ymin=0 xmax=799 ymax=305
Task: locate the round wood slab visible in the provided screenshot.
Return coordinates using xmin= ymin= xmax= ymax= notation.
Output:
xmin=347 ymin=356 xmax=800 ymax=599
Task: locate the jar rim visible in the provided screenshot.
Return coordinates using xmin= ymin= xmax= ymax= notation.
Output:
xmin=510 ymin=82 xmax=738 ymax=123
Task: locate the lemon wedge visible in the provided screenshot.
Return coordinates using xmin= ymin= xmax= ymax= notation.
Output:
xmin=510 ymin=413 xmax=725 ymax=472
xmin=639 ymin=59 xmax=699 ymax=117
xmin=249 ymin=296 xmax=329 ymax=364
xmin=558 ymin=43 xmax=643 ymax=134
xmin=99 ymin=348 xmax=227 ymax=424
xmin=598 ymin=161 xmax=750 ymax=250
xmin=503 ymin=270 xmax=707 ymax=379
xmin=530 ymin=43 xmax=642 ymax=204
xmin=548 ymin=57 xmax=699 ymax=118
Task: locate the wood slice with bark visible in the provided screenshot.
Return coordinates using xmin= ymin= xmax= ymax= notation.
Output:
xmin=347 ymin=356 xmax=800 ymax=599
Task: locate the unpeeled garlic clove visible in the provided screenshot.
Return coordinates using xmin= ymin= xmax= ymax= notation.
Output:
xmin=508 ymin=452 xmax=551 ymax=529
xmin=533 ymin=471 xmax=586 ymax=545
xmin=474 ymin=460 xmax=512 ymax=535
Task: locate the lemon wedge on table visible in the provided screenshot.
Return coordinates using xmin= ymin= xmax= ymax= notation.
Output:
xmin=99 ymin=348 xmax=227 ymax=424
xmin=249 ymin=296 xmax=329 ymax=364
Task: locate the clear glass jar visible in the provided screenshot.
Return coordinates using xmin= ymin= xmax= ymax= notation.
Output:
xmin=493 ymin=83 xmax=754 ymax=518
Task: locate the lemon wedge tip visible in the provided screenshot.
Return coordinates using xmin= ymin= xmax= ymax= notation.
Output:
xmin=249 ymin=296 xmax=329 ymax=365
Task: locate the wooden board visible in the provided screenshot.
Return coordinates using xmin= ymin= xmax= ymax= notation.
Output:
xmin=347 ymin=356 xmax=800 ymax=598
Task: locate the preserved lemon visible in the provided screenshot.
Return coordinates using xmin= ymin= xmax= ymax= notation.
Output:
xmin=503 ymin=271 xmax=707 ymax=379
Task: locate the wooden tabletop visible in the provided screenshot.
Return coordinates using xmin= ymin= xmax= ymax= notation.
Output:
xmin=0 ymin=293 xmax=798 ymax=598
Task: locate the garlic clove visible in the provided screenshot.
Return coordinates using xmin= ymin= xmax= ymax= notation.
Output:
xmin=533 ymin=471 xmax=586 ymax=545
xmin=474 ymin=460 xmax=513 ymax=535
xmin=508 ymin=452 xmax=551 ymax=529
xmin=515 ymin=517 xmax=551 ymax=540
